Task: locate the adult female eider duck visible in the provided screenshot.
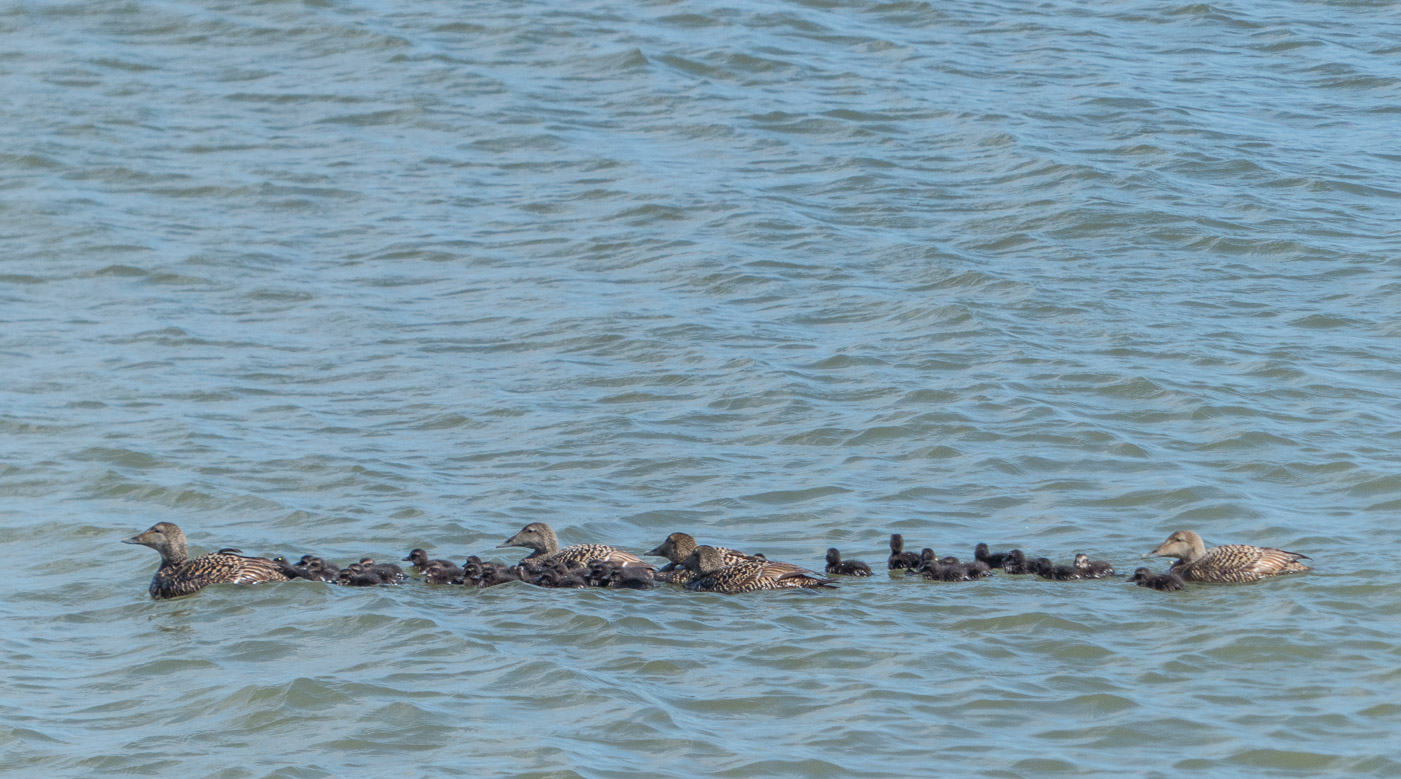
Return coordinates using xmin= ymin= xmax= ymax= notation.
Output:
xmin=499 ymin=522 xmax=650 ymax=572
xmin=681 ymin=545 xmax=835 ymax=594
xmin=646 ymin=531 xmax=759 ymax=584
xmin=122 ymin=522 xmax=290 ymax=600
xmin=1145 ymin=530 xmax=1310 ymax=583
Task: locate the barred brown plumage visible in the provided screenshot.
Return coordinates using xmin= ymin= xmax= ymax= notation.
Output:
xmin=123 ymin=522 xmax=290 ymax=600
xmin=498 ymin=522 xmax=650 ymax=571
xmin=1146 ymin=530 xmax=1311 ymax=583
xmin=681 ymin=545 xmax=836 ymax=594
xmin=646 ymin=531 xmax=762 ymax=584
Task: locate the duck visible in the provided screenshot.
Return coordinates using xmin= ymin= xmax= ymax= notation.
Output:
xmin=887 ymin=533 xmax=922 ymax=571
xmin=681 ymin=545 xmax=836 ymax=594
xmin=1073 ymin=553 xmax=1115 ymax=579
xmin=824 ymin=548 xmax=873 ymax=577
xmin=918 ymin=553 xmax=991 ymax=582
xmin=1031 ymin=557 xmax=1083 ymax=581
xmin=403 ymin=549 xmax=460 ymax=577
xmin=646 ymin=532 xmax=761 ymax=585
xmin=499 ymin=522 xmax=650 ymax=572
xmin=420 ymin=561 xmax=464 ymax=585
xmin=1128 ymin=567 xmax=1185 ymax=591
xmin=122 ymin=522 xmax=290 ymax=600
xmin=974 ymin=543 xmax=1012 ymax=569
xmin=271 ymin=556 xmax=324 ymax=582
xmin=356 ymin=558 xmax=407 ymax=584
xmin=1145 ymin=530 xmax=1310 ymax=583
xmin=1000 ymin=549 xmax=1034 ymax=575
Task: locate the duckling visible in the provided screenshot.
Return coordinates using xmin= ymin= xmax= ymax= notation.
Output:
xmin=646 ymin=532 xmax=761 ymax=584
xmin=1129 ymin=567 xmax=1185 ymax=591
xmin=478 ymin=561 xmax=520 ymax=587
xmin=1073 ymin=553 xmax=1115 ymax=579
xmin=919 ymin=554 xmax=990 ymax=582
xmin=297 ymin=556 xmax=339 ymax=582
xmin=403 ymin=549 xmax=460 ymax=577
xmin=974 ymin=543 xmax=1013 ymax=569
xmin=421 ymin=561 xmax=463 ymax=585
xmin=1145 ymin=530 xmax=1310 ymax=583
xmin=272 ymin=556 xmax=322 ymax=582
xmin=887 ymin=533 xmax=922 ymax=571
xmin=824 ymin=548 xmax=873 ymax=577
xmin=682 ymin=545 xmax=836 ymax=593
xmin=357 ymin=558 xmax=406 ymax=584
xmin=1000 ymin=549 xmax=1034 ymax=575
xmin=1032 ymin=557 xmax=1083 ymax=581
xmin=499 ymin=522 xmax=650 ymax=572
xmin=122 ymin=522 xmax=290 ymax=600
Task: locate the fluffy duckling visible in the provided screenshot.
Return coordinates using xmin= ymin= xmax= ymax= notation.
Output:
xmin=403 ymin=549 xmax=460 ymax=577
xmin=1032 ymin=557 xmax=1083 ymax=581
xmin=1073 ymin=553 xmax=1115 ymax=579
xmin=887 ymin=533 xmax=922 ymax=571
xmin=1145 ymin=530 xmax=1310 ymax=583
xmin=1129 ymin=567 xmax=1185 ymax=591
xmin=1000 ymin=549 xmax=1034 ymax=575
xmin=974 ymin=543 xmax=1013 ymax=569
xmin=825 ymin=548 xmax=873 ymax=577
xmin=122 ymin=522 xmax=290 ymax=600
xmin=682 ymin=545 xmax=836 ymax=594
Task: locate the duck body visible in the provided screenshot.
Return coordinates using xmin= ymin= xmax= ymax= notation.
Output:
xmin=1000 ymin=549 xmax=1034 ymax=575
xmin=1032 ymin=557 xmax=1083 ymax=581
xmin=825 ymin=548 xmax=873 ymax=577
xmin=124 ymin=522 xmax=290 ymax=600
xmin=1129 ymin=567 xmax=1185 ymax=591
xmin=648 ymin=532 xmax=760 ymax=585
xmin=1073 ymin=553 xmax=1116 ymax=579
xmin=887 ymin=534 xmax=922 ymax=571
xmin=974 ymin=543 xmax=1012 ymax=569
xmin=1147 ymin=530 xmax=1310 ymax=583
xmin=683 ymin=546 xmax=836 ymax=594
xmin=500 ymin=522 xmax=650 ymax=572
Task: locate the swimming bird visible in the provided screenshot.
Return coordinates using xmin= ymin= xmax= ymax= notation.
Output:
xmin=974 ymin=543 xmax=1013 ymax=569
xmin=647 ymin=532 xmax=761 ymax=585
xmin=1128 ymin=567 xmax=1185 ymax=591
xmin=887 ymin=534 xmax=922 ymax=571
xmin=403 ymin=549 xmax=460 ymax=577
xmin=1145 ymin=530 xmax=1310 ymax=583
xmin=499 ymin=522 xmax=650 ymax=573
xmin=122 ymin=522 xmax=290 ymax=600
xmin=825 ymin=548 xmax=873 ymax=577
xmin=1073 ymin=553 xmax=1115 ymax=579
xmin=681 ymin=545 xmax=836 ymax=594
xmin=1000 ymin=549 xmax=1034 ymax=575
xmin=1031 ymin=557 xmax=1083 ymax=581
xmin=917 ymin=552 xmax=991 ymax=581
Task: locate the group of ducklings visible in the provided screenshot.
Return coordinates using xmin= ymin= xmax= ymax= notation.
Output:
xmin=122 ymin=521 xmax=1311 ymax=601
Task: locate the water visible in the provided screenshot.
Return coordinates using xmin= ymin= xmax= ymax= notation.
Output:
xmin=3 ymin=0 xmax=1400 ymax=774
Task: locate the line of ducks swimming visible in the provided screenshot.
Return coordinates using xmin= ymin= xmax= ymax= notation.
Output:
xmin=122 ymin=522 xmax=1312 ymax=601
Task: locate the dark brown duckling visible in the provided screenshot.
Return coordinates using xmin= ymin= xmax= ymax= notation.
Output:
xmin=403 ymin=549 xmax=459 ymax=576
xmin=1129 ymin=567 xmax=1185 ymax=591
xmin=478 ymin=561 xmax=521 ymax=587
xmin=357 ymin=558 xmax=406 ymax=584
xmin=1000 ymin=549 xmax=1034 ymax=575
xmin=1073 ymin=553 xmax=1115 ymax=579
xmin=1032 ymin=557 xmax=1083 ymax=581
xmin=122 ymin=522 xmax=290 ymax=600
xmin=919 ymin=554 xmax=990 ymax=582
xmin=825 ymin=548 xmax=873 ymax=577
xmin=1145 ymin=530 xmax=1310 ymax=583
xmin=421 ymin=561 xmax=463 ymax=585
xmin=272 ymin=556 xmax=323 ymax=582
xmin=297 ymin=556 xmax=339 ymax=582
xmin=887 ymin=533 xmax=922 ymax=571
xmin=974 ymin=543 xmax=1013 ymax=569
xmin=682 ymin=545 xmax=836 ymax=593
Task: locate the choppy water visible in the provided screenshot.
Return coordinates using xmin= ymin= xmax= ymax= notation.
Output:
xmin=3 ymin=0 xmax=1401 ymax=775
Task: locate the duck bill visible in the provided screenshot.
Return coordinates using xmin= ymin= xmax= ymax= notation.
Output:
xmin=645 ymin=544 xmax=667 ymax=557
